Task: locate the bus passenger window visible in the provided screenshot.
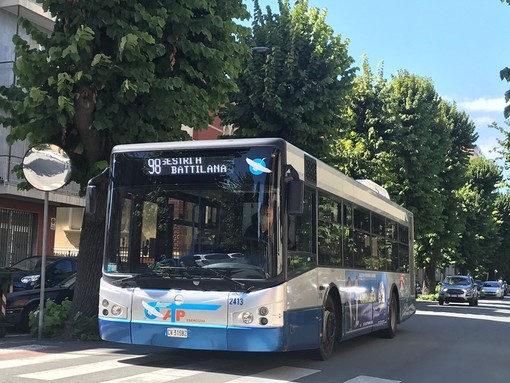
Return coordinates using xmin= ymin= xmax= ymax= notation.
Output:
xmin=318 ymin=194 xmax=342 ymax=266
xmin=342 ymin=203 xmax=354 ymax=267
xmin=288 ymin=188 xmax=316 ymax=275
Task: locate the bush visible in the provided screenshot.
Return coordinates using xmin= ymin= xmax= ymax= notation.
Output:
xmin=29 ymin=299 xmax=99 ymax=340
xmin=29 ymin=299 xmax=71 ymax=337
xmin=72 ymin=311 xmax=100 ymax=341
xmin=416 ymin=283 xmax=441 ymax=301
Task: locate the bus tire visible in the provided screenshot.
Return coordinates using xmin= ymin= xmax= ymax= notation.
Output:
xmin=380 ymin=292 xmax=397 ymax=339
xmin=315 ymin=294 xmax=338 ymax=360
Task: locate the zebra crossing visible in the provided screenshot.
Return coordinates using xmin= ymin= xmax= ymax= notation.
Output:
xmin=0 ymin=344 xmax=320 ymax=383
xmin=0 ymin=344 xmax=400 ymax=383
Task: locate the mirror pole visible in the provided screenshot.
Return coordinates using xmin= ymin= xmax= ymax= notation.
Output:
xmin=37 ymin=191 xmax=49 ymax=340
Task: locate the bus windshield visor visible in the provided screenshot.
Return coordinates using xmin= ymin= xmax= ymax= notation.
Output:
xmin=104 ymin=146 xmax=281 ymax=281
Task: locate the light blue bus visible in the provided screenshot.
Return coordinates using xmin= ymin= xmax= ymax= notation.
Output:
xmin=95 ymin=138 xmax=415 ymax=359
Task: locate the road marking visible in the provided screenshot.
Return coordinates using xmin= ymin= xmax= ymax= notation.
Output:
xmin=100 ymin=359 xmax=235 ymax=383
xmin=19 ymin=358 xmax=129 ymax=380
xmin=224 ymin=366 xmax=320 ymax=382
xmin=13 ymin=350 xmax=319 ymax=383
xmin=417 ymin=310 xmax=510 ymax=322
xmin=101 ymin=367 xmax=203 ymax=383
xmin=0 ymin=352 xmax=86 ymax=370
xmin=344 ymin=376 xmax=400 ymax=383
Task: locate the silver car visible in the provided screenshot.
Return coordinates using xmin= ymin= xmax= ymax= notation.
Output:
xmin=438 ymin=275 xmax=479 ymax=306
xmin=480 ymin=281 xmax=505 ymax=299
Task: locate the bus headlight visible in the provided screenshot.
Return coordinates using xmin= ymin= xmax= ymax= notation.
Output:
xmin=258 ymin=306 xmax=269 ymax=316
xmin=111 ymin=304 xmax=122 ymax=316
xmin=99 ymin=298 xmax=127 ymax=319
xmin=241 ymin=311 xmax=254 ymax=324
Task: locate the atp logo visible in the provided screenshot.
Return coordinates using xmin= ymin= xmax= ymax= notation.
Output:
xmin=246 ymin=157 xmax=272 ymax=175
xmin=142 ymin=300 xmax=221 ymax=322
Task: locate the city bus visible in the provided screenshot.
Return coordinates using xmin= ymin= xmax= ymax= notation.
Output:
xmin=93 ymin=137 xmax=415 ymax=360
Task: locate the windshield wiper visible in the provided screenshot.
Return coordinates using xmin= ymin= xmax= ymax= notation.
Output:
xmin=110 ymin=267 xmax=253 ymax=292
xmin=110 ymin=272 xmax=162 ymax=287
xmin=201 ymin=268 xmax=253 ymax=292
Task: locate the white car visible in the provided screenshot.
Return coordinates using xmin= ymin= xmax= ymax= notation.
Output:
xmin=480 ymin=281 xmax=505 ymax=299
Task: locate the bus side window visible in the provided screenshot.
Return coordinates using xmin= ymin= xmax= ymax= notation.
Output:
xmin=288 ymin=188 xmax=316 ymax=275
xmin=318 ymin=194 xmax=342 ymax=266
xmin=343 ymin=203 xmax=354 ymax=267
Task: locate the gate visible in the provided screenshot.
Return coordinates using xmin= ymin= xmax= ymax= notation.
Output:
xmin=0 ymin=208 xmax=36 ymax=267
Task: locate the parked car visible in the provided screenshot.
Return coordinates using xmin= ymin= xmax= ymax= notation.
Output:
xmin=7 ymin=256 xmax=77 ymax=291
xmin=5 ymin=273 xmax=76 ymax=331
xmin=480 ymin=280 xmax=505 ymax=299
xmin=438 ymin=275 xmax=479 ymax=306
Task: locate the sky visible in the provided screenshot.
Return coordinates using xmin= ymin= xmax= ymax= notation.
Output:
xmin=251 ymin=1 xmax=510 ymax=162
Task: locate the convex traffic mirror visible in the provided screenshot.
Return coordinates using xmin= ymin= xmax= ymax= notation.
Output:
xmin=22 ymin=144 xmax=72 ymax=191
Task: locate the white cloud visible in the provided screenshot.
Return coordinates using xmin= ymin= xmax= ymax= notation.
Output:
xmin=476 ymin=136 xmax=501 ymax=160
xmin=472 ymin=116 xmax=496 ymax=127
xmin=457 ymin=97 xmax=507 ymax=113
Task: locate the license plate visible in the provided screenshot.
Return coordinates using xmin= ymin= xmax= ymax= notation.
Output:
xmin=166 ymin=328 xmax=188 ymax=338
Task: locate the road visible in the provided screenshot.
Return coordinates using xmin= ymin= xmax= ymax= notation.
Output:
xmin=1 ymin=298 xmax=509 ymax=383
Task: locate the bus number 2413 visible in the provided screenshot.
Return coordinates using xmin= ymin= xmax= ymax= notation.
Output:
xmin=229 ymin=298 xmax=244 ymax=305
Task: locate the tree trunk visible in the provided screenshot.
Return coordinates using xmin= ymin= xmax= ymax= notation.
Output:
xmin=64 ymin=177 xmax=108 ymax=338
xmin=423 ymin=261 xmax=437 ymax=295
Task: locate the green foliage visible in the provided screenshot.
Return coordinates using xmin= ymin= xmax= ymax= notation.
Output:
xmin=0 ymin=0 xmax=250 ymax=190
xmin=222 ymin=0 xmax=355 ymax=160
xmin=416 ymin=282 xmax=441 ymax=301
xmin=331 ymin=58 xmax=391 ymax=179
xmin=72 ymin=311 xmax=100 ymax=341
xmin=501 ymin=2 xmax=510 ymax=118
xmin=457 ymin=157 xmax=503 ymax=274
xmin=494 ymin=193 xmax=510 ymax=278
xmin=0 ymin=0 xmax=251 ymax=331
xmin=28 ymin=299 xmax=99 ymax=340
xmin=331 ymin=62 xmax=480 ymax=293
xmin=29 ymin=299 xmax=72 ymax=338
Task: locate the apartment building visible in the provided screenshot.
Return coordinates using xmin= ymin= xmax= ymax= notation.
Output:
xmin=0 ymin=1 xmax=84 ymax=267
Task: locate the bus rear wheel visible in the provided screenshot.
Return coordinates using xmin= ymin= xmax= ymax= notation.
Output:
xmin=315 ymin=295 xmax=338 ymax=360
xmin=380 ymin=292 xmax=397 ymax=339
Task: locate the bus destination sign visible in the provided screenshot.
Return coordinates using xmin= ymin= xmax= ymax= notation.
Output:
xmin=145 ymin=156 xmax=234 ymax=176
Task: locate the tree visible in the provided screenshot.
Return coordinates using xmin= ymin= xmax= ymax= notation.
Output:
xmin=457 ymin=157 xmax=502 ymax=277
xmin=333 ymin=65 xmax=477 ymax=293
xmin=330 ymin=58 xmax=390 ymax=179
xmin=431 ymin=101 xmax=477 ymax=276
xmin=494 ymin=193 xmax=510 ymax=279
xmin=221 ymin=0 xmax=356 ymax=160
xmin=0 ymin=0 xmax=249 ymax=336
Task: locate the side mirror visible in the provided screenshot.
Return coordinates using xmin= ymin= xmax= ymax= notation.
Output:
xmin=287 ymin=179 xmax=304 ymax=215
xmin=85 ymin=168 xmax=109 ymax=215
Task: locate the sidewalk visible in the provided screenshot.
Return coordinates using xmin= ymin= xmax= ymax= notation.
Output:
xmin=0 ymin=331 xmax=105 ymax=350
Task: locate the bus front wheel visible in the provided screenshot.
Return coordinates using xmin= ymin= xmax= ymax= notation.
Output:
xmin=315 ymin=295 xmax=338 ymax=360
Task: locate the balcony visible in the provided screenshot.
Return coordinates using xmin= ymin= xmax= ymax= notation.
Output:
xmin=0 ymin=0 xmax=54 ymax=32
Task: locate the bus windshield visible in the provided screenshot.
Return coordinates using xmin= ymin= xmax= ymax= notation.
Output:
xmin=104 ymin=146 xmax=282 ymax=283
